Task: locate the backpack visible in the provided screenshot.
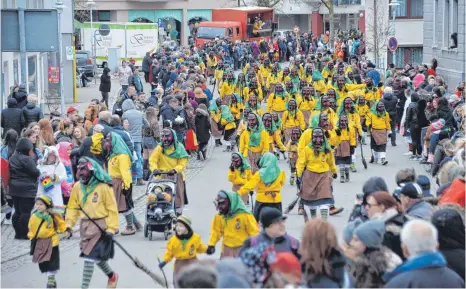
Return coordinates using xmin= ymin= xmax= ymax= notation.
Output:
xmin=250 ymin=234 xmax=299 ymax=252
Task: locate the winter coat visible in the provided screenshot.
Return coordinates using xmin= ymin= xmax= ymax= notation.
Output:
xmin=128 ymin=74 xmax=143 ymax=92
xmin=384 ymin=252 xmax=464 ymax=288
xmin=79 ymin=136 xmax=107 ymax=166
xmin=112 ymin=126 xmax=135 ymax=153
xmin=122 ymin=99 xmax=147 ymax=143
xmin=305 ymin=249 xmax=353 ymax=288
xmin=405 ymin=102 xmax=419 ymax=127
xmin=8 ymin=139 xmax=41 ymax=198
xmin=14 ymin=86 xmax=28 ymax=109
xmin=436 ymin=105 xmax=455 ymax=130
xmin=118 ymin=65 xmax=132 ymax=86
xmin=194 ymin=109 xmax=211 ymax=144
xmin=150 ymin=65 xmax=160 ymax=84
xmin=441 ymin=248 xmax=465 ymax=280
xmin=393 ymin=87 xmax=407 ymax=109
xmin=142 ymin=55 xmax=151 ymax=73
xmin=380 ymin=212 xmax=409 ymax=261
xmin=55 ymin=132 xmax=72 ymax=144
xmin=380 ymin=93 xmax=398 ymax=118
xmin=1 ymin=99 xmax=24 ymax=137
xmin=405 ymin=200 xmax=434 ymax=221
xmin=438 ymin=178 xmax=465 ymax=208
xmin=88 ymin=120 xmax=114 ymax=137
xmin=160 ymin=104 xmax=187 ymax=133
xmin=431 ymin=138 xmax=450 ymax=176
xmin=240 ymin=232 xmax=300 ymax=259
xmin=22 ymin=103 xmax=43 ymax=127
xmin=99 ymin=68 xmax=111 ymax=92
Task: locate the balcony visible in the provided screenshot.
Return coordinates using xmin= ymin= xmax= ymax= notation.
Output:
xmin=334 ymin=0 xmax=361 ymax=4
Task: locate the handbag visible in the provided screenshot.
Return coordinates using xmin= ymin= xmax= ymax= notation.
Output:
xmin=185 ymin=129 xmax=199 ymax=151
xmin=30 ymin=219 xmax=45 ymax=255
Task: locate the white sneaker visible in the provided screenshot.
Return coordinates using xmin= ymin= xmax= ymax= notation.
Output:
xmin=403 ymin=152 xmax=413 ymax=156
xmin=3 ymin=218 xmax=12 ymax=225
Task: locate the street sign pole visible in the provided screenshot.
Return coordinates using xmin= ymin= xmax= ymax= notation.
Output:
xmin=18 ymin=9 xmax=28 ymax=89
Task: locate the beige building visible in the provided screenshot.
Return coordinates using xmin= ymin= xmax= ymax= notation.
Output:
xmin=78 ymin=0 xmax=236 ymax=46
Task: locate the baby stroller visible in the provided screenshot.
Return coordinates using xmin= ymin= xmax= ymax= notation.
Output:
xmin=144 ymin=172 xmax=177 ymax=241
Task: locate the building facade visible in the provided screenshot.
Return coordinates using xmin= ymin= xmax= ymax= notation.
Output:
xmin=423 ymin=0 xmax=465 ymax=90
xmin=77 ymin=0 xmax=233 ymax=46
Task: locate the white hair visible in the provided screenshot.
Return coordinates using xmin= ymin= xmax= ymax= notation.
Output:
xmin=93 ymin=124 xmax=104 ymax=133
xmin=384 ymin=87 xmax=393 ymax=94
xmin=401 ymin=219 xmax=438 ymax=257
xmin=27 ymin=94 xmax=38 ymax=104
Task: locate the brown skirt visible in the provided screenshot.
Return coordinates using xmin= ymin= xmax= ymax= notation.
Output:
xmin=335 ymin=140 xmax=351 ymax=157
xmin=372 ymin=129 xmax=387 ymax=145
xmin=174 ymin=258 xmax=198 ymax=282
xmin=284 ymin=127 xmax=298 ymax=144
xmin=32 ymin=237 xmax=53 ymax=263
xmin=221 ymin=245 xmax=242 ymax=259
xmin=210 ymin=118 xmax=223 ymax=138
xmin=79 ymin=218 xmax=106 ymax=256
xmin=247 ymin=151 xmax=262 ymax=174
xmin=232 ymin=184 xmax=248 ymax=204
xmin=302 ymin=110 xmax=311 ymax=128
xmin=112 ymin=178 xmax=127 ymax=212
xmin=299 ymin=170 xmax=332 ymax=202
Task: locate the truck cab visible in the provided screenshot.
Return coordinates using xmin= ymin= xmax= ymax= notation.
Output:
xmin=196 ymin=21 xmax=242 ymax=48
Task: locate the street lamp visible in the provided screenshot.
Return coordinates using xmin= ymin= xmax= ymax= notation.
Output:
xmin=54 ymin=0 xmax=66 ymax=116
xmin=86 ymin=0 xmax=96 ymax=81
xmin=389 ymin=0 xmax=400 ymax=66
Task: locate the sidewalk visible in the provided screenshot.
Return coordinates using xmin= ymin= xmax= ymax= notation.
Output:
xmin=1 ymin=140 xmax=214 ymax=274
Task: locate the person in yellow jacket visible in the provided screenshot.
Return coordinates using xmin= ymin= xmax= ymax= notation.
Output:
xmin=207 ymin=190 xmax=259 ymax=258
xmin=243 ymin=78 xmax=264 ymax=103
xmin=303 ymin=64 xmax=314 ymax=83
xmin=334 ymin=114 xmax=357 ymax=183
xmin=290 ymin=58 xmax=304 ymax=78
xmin=338 ymin=97 xmax=363 ymax=172
xmin=366 ymin=101 xmax=391 ymax=165
xmin=321 ymin=61 xmax=336 ymax=83
xmin=285 ymin=80 xmax=303 ymax=106
xmin=29 ymin=195 xmax=69 ymax=288
xmin=234 ymin=73 xmax=247 ymax=98
xmin=105 ymin=132 xmax=137 ymax=235
xmin=364 ymin=78 xmax=382 ymax=105
xmin=296 ymin=128 xmax=337 ymax=220
xmin=219 ymin=71 xmax=235 ymax=104
xmin=266 ymin=83 xmax=289 ymax=118
xmin=286 ymin=127 xmax=301 ymax=187
xmin=311 ymin=70 xmax=328 ymax=95
xmin=299 ymin=86 xmax=317 ymax=126
xmin=238 ymin=152 xmax=286 ymax=220
xmin=282 ymin=99 xmax=305 ymax=143
xmin=289 ymin=67 xmax=301 ymax=90
xmin=266 ymin=63 xmax=283 ymax=97
xmin=236 ymin=107 xmax=251 ymax=140
xmin=334 ymin=76 xmax=366 ymax=107
xmin=65 ymin=157 xmax=119 ymax=289
xmin=228 ymin=153 xmax=253 ymax=204
xmin=229 ymin=93 xmax=244 ymax=123
xmin=239 ymin=113 xmax=269 ymax=173
xmin=281 ymin=66 xmax=291 ymax=83
xmin=214 ymin=60 xmax=225 ymax=90
xmin=149 ymin=128 xmax=189 ymax=214
xmin=263 ymin=113 xmax=286 ymax=155
xmin=356 ymin=95 xmax=370 ymax=145
xmin=206 ymin=51 xmax=217 ymax=85
xmin=311 ymin=94 xmax=337 ymax=129
xmin=245 ymin=94 xmax=263 ymax=117
xmin=159 ymin=216 xmax=207 ymax=284
xmin=259 ymin=59 xmax=272 ymax=89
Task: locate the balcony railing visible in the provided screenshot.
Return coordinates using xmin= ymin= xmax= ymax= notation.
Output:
xmin=334 ymin=0 xmax=362 ymax=5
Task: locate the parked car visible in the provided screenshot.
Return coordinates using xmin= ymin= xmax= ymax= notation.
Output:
xmin=76 ymin=50 xmax=95 ymax=77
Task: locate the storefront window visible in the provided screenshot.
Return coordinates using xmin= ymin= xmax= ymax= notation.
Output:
xmin=28 ymin=55 xmax=37 ymax=94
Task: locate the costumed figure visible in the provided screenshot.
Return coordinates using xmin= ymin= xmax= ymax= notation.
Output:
xmin=356 ymin=95 xmax=370 ymax=145
xmin=37 ymin=146 xmax=66 ymax=213
xmin=219 ymin=71 xmax=235 ymax=104
xmin=299 ymin=86 xmax=317 ymax=126
xmin=262 ymin=113 xmax=286 ymax=157
xmin=266 ymin=83 xmax=289 ymax=118
xmin=334 ymin=114 xmax=356 ymax=183
xmin=366 ymin=101 xmax=390 ymax=165
xmin=282 ymin=99 xmax=305 ymax=143
xmin=338 ymin=97 xmax=363 ymax=172
xmin=228 ymin=152 xmax=253 ymax=204
xmin=239 ymin=113 xmax=269 ymax=173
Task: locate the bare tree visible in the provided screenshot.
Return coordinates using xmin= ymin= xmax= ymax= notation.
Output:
xmin=319 ymin=0 xmax=334 ymax=48
xmin=364 ymin=0 xmax=391 ymax=68
xmin=230 ymin=0 xmax=283 ymax=8
xmin=74 ymin=0 xmax=90 ymax=23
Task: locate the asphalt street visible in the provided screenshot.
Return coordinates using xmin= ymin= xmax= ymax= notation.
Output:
xmin=1 ymin=76 xmax=429 ymax=288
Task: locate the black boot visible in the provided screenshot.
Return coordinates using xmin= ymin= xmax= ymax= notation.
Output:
xmin=215 ymin=139 xmax=221 ymax=147
xmin=202 ymin=148 xmax=207 ymax=160
xmin=143 ymin=159 xmax=149 ymax=181
xmin=345 ymin=168 xmax=350 ymax=182
xmin=197 ymin=152 xmax=201 ymax=160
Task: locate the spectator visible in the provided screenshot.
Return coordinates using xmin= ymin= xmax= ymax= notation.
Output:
xmin=431 ymin=206 xmax=465 ymax=280
xmin=22 ymin=128 xmax=43 ymax=162
xmin=122 ymin=99 xmax=148 ymax=185
xmin=405 ymin=92 xmax=422 ymax=160
xmin=380 ymin=87 xmax=398 ymax=146
xmin=384 ymin=219 xmax=464 ymax=288
xmin=346 ymin=220 xmax=402 ymax=288
xmin=89 ymin=111 xmax=114 ymax=137
xmin=128 ymin=69 xmax=144 ymax=93
xmin=55 ymin=119 xmax=74 ymax=144
xmin=438 ymin=159 xmax=465 ymax=208
xmin=399 ymin=182 xmax=434 ymax=220
xmin=194 ymin=103 xmax=210 ymax=161
xmin=9 ymin=137 xmax=41 ymax=239
xmin=38 ymin=119 xmax=55 ymax=147
xmin=161 ymin=98 xmax=187 ymax=144
xmin=1 ymin=129 xmax=18 ymax=224
xmin=176 ymin=262 xmax=218 ymax=288
xmin=13 ymin=84 xmax=28 ymax=108
xmin=66 ymin=106 xmax=79 ymax=125
xmin=348 ymin=176 xmax=389 ymax=222
xmin=79 ymin=124 xmax=107 ymax=166
xmin=301 ymin=219 xmax=351 ymax=288
xmin=142 ymin=107 xmax=160 ymax=178
xmin=118 ymin=60 xmax=133 ymax=91
xmin=1 ymin=98 xmax=24 ymax=137
xmin=110 ymin=115 xmax=134 ymax=153
xmin=436 ymin=96 xmax=455 ymax=132
xmin=142 ymin=52 xmax=151 ymax=83
xmin=22 ymin=94 xmax=43 ymax=127
xmin=99 ymin=67 xmax=111 ymax=108
xmin=71 ymin=126 xmax=87 ymax=148
xmin=84 ymin=103 xmax=99 ymax=132
xmin=149 ymin=59 xmax=160 ymax=91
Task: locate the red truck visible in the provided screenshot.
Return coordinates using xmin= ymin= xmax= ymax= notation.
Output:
xmin=195 ymin=7 xmax=275 ymax=48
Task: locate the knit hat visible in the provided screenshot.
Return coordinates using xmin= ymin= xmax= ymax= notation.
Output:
xmin=259 ymin=207 xmax=287 ymax=228
xmin=176 ymin=215 xmax=192 ymax=230
xmin=354 ymin=220 xmax=385 ymax=249
xmin=270 ymin=252 xmax=302 ymax=281
xmin=400 ymin=182 xmax=423 ymax=199
xmin=36 ymin=195 xmax=53 ymax=208
xmin=343 ymin=219 xmax=363 ymax=244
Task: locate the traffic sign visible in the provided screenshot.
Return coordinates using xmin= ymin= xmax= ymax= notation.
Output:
xmin=158 ymin=18 xmax=164 ymax=29
xmin=65 ymin=46 xmax=74 ymax=60
xmin=388 ymin=37 xmax=398 ymax=52
xmin=99 ymin=24 xmax=111 ymax=36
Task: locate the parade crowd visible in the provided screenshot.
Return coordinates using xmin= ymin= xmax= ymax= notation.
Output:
xmin=1 ymin=31 xmax=465 ymax=288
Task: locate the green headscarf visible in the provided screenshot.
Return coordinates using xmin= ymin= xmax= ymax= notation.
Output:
xmin=313 ymin=97 xmax=323 ymax=111
xmin=232 ymin=93 xmax=242 ymax=104
xmin=109 ymin=133 xmax=132 ymax=160
xmin=245 ymin=101 xmax=261 ymax=112
xmin=232 ymin=152 xmax=251 ymax=172
xmin=162 ymin=129 xmax=189 ymax=159
xmin=370 ymin=101 xmax=386 ymax=117
xmin=248 ymin=113 xmax=265 ymax=148
xmin=220 ymin=105 xmax=235 ymax=123
xmin=286 ymin=99 xmax=298 ymax=116
xmin=223 ymin=190 xmax=251 ymax=220
xmin=337 ymin=97 xmax=356 ymax=117
xmin=80 ymin=157 xmax=112 ymax=204
xmin=307 ymin=127 xmax=332 ymax=152
xmin=208 ymin=99 xmax=220 ymax=113
xmin=309 ymin=113 xmax=321 ymax=129
xmin=258 ymin=152 xmax=281 ymax=186
xmin=312 ymin=70 xmax=325 ymax=82
xmin=34 ymin=211 xmax=53 ymax=224
xmin=272 ymin=114 xmax=282 ymax=132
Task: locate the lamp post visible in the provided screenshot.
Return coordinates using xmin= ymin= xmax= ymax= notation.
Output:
xmin=389 ymin=0 xmax=400 ymax=66
xmin=54 ymin=0 xmax=66 ymax=116
xmin=86 ymin=0 xmax=96 ymax=81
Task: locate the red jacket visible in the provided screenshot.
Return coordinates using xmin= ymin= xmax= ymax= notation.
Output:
xmin=439 ymin=178 xmax=465 ymax=208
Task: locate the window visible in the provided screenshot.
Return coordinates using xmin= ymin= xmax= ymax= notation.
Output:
xmin=98 ymin=11 xmax=111 ymax=22
xmin=2 ymin=0 xmax=8 ymax=8
xmin=228 ymin=28 xmax=233 ymax=37
xmin=236 ymin=27 xmax=240 ymax=36
xmin=452 ymin=0 xmax=458 ymax=33
xmin=389 ymin=0 xmax=423 ymax=18
xmin=444 ymin=0 xmax=450 ymax=47
xmin=387 ymin=47 xmax=423 ymax=68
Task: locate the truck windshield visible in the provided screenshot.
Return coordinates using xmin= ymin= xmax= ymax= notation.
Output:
xmin=197 ymin=27 xmax=225 ymax=39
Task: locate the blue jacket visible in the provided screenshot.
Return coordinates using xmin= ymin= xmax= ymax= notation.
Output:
xmin=384 ymin=251 xmax=464 ymax=288
xmin=405 ymin=200 xmax=434 ymax=221
xmin=122 ymin=99 xmax=148 ymax=143
xmin=368 ymin=69 xmax=381 ymax=86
